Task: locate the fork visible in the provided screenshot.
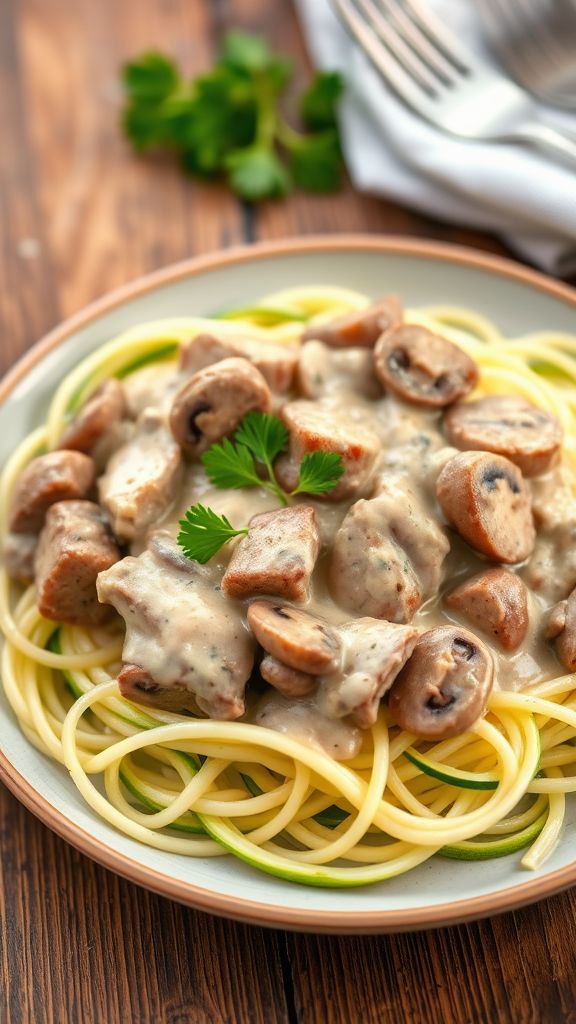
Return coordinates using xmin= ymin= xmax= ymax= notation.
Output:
xmin=331 ymin=0 xmax=576 ymax=167
xmin=478 ymin=0 xmax=576 ymax=109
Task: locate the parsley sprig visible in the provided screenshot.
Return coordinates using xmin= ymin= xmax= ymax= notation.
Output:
xmin=121 ymin=33 xmax=344 ymax=201
xmin=177 ymin=505 xmax=248 ymax=564
xmin=177 ymin=411 xmax=345 ymax=563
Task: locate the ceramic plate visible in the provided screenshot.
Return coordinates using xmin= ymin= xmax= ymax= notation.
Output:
xmin=1 ymin=237 xmax=575 ymax=934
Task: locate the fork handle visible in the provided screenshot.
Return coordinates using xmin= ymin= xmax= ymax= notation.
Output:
xmin=513 ymin=122 xmax=576 ymax=169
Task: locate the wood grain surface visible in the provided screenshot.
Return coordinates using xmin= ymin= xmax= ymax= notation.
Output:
xmin=1 ymin=1 xmax=576 ymax=1022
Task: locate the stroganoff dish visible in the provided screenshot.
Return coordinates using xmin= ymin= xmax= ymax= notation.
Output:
xmin=2 ymin=285 xmax=576 ymax=887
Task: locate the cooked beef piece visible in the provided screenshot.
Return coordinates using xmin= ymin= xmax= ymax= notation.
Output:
xmin=97 ymin=538 xmax=254 ymax=719
xmin=545 ymin=588 xmax=576 ymax=672
xmin=296 ymin=341 xmax=381 ymax=400
xmin=317 ymin=618 xmax=418 ymax=727
xmin=247 ymin=601 xmax=341 ymax=674
xmin=58 ymin=379 xmax=127 ymax=455
xmin=169 ymin=357 xmax=272 ymax=455
xmin=329 ymin=483 xmax=449 ymax=622
xmin=444 ymin=395 xmax=562 ymax=477
xmin=388 ymin=626 xmax=494 ymax=739
xmin=179 ymin=332 xmax=297 ymax=393
xmin=9 ymin=450 xmax=96 ymax=534
xmin=374 ymin=325 xmax=479 ymax=407
xmin=35 ymin=500 xmax=121 ymax=625
xmin=98 ymin=409 xmax=181 ymax=542
xmin=222 ymin=505 xmax=320 ymax=602
xmin=436 ymin=451 xmax=535 ymax=564
xmin=275 ymin=400 xmax=381 ymax=501
xmin=445 ymin=568 xmax=529 ymax=651
xmin=302 ymin=296 xmax=402 ymax=348
xmin=2 ymin=532 xmax=37 ymax=581
xmin=259 ymin=655 xmax=316 ymax=698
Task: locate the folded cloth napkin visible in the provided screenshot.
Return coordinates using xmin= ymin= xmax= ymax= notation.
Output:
xmin=294 ymin=0 xmax=576 ymax=275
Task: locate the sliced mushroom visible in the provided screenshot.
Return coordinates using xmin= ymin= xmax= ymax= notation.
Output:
xmin=436 ymin=451 xmax=535 ymax=563
xmin=545 ymin=588 xmax=576 ymax=671
xmin=259 ymin=655 xmax=316 ymax=698
xmin=58 ymin=379 xmax=127 ymax=454
xmin=9 ymin=450 xmax=96 ymax=534
xmin=302 ymin=296 xmax=402 ymax=348
xmin=374 ymin=325 xmax=479 ymax=407
xmin=444 ymin=396 xmax=562 ymax=477
xmin=445 ymin=568 xmax=529 ymax=651
xmin=275 ymin=399 xmax=381 ymax=501
xmin=118 ymin=664 xmax=201 ymax=714
xmin=388 ymin=626 xmax=494 ymax=739
xmin=169 ymin=357 xmax=272 ymax=455
xmin=247 ymin=601 xmax=341 ymax=674
xmin=317 ymin=617 xmax=418 ymax=728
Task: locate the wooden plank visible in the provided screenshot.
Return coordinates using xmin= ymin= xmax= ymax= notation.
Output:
xmin=0 ymin=786 xmax=290 ymax=1024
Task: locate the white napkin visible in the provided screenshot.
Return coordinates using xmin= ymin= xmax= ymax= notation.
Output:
xmin=294 ymin=0 xmax=576 ymax=275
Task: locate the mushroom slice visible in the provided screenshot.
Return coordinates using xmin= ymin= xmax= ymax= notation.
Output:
xmin=260 ymin=655 xmax=316 ymax=698
xmin=118 ymin=664 xmax=201 ymax=714
xmin=445 ymin=568 xmax=529 ymax=651
xmin=222 ymin=505 xmax=320 ymax=602
xmin=58 ymin=379 xmax=127 ymax=455
xmin=444 ymin=396 xmax=562 ymax=477
xmin=275 ymin=400 xmax=381 ymax=501
xmin=169 ymin=357 xmax=272 ymax=455
xmin=302 ymin=296 xmax=402 ymax=348
xmin=388 ymin=626 xmax=494 ymax=740
xmin=436 ymin=451 xmax=535 ymax=563
xmin=374 ymin=325 xmax=479 ymax=407
xmin=545 ymin=588 xmax=576 ymax=671
xmin=247 ymin=601 xmax=341 ymax=675
xmin=317 ymin=618 xmax=418 ymax=728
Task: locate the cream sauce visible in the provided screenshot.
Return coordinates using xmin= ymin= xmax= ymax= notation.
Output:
xmin=93 ymin=342 xmax=570 ymax=759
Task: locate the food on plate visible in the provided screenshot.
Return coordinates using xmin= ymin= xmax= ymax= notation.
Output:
xmin=2 ymin=284 xmax=576 ymax=888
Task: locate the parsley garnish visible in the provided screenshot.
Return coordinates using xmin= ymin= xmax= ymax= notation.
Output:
xmin=178 ymin=411 xmax=345 ymax=562
xmin=177 ymin=505 xmax=248 ymax=565
xmin=121 ymin=33 xmax=344 ymax=200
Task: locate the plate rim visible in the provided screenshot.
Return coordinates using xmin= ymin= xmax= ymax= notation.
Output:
xmin=1 ymin=233 xmax=575 ymax=934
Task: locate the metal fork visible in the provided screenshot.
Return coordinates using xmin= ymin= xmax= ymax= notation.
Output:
xmin=478 ymin=0 xmax=576 ymax=109
xmin=331 ymin=0 xmax=576 ymax=167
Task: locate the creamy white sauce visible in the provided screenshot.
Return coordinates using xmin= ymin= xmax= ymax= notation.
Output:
xmin=100 ymin=347 xmax=571 ymax=759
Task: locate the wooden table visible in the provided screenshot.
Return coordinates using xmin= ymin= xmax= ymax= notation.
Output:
xmin=2 ymin=1 xmax=576 ymax=1021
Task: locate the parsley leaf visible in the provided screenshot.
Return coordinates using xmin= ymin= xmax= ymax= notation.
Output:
xmin=226 ymin=147 xmax=290 ymax=200
xmin=235 ymin=411 xmax=289 ymax=466
xmin=300 ymin=71 xmax=344 ymax=130
xmin=290 ymin=131 xmax=343 ymax=192
xmin=178 ymin=504 xmax=248 ymax=564
xmin=123 ymin=52 xmax=180 ymax=103
xmin=201 ymin=438 xmax=261 ymax=490
xmin=292 ymin=451 xmax=345 ymax=496
xmin=120 ymin=34 xmax=344 ymax=201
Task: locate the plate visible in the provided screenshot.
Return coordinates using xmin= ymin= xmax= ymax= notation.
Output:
xmin=1 ymin=236 xmax=575 ymax=934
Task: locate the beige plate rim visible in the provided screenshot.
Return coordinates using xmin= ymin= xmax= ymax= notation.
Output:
xmin=1 ymin=234 xmax=575 ymax=934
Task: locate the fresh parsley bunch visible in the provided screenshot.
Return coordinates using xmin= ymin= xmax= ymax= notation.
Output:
xmin=121 ymin=32 xmax=344 ymax=201
xmin=177 ymin=411 xmax=344 ymax=563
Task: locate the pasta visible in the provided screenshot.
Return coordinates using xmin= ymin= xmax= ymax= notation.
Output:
xmin=2 ymin=285 xmax=576 ymax=887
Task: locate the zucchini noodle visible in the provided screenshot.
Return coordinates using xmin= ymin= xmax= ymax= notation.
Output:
xmin=2 ymin=285 xmax=576 ymax=887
